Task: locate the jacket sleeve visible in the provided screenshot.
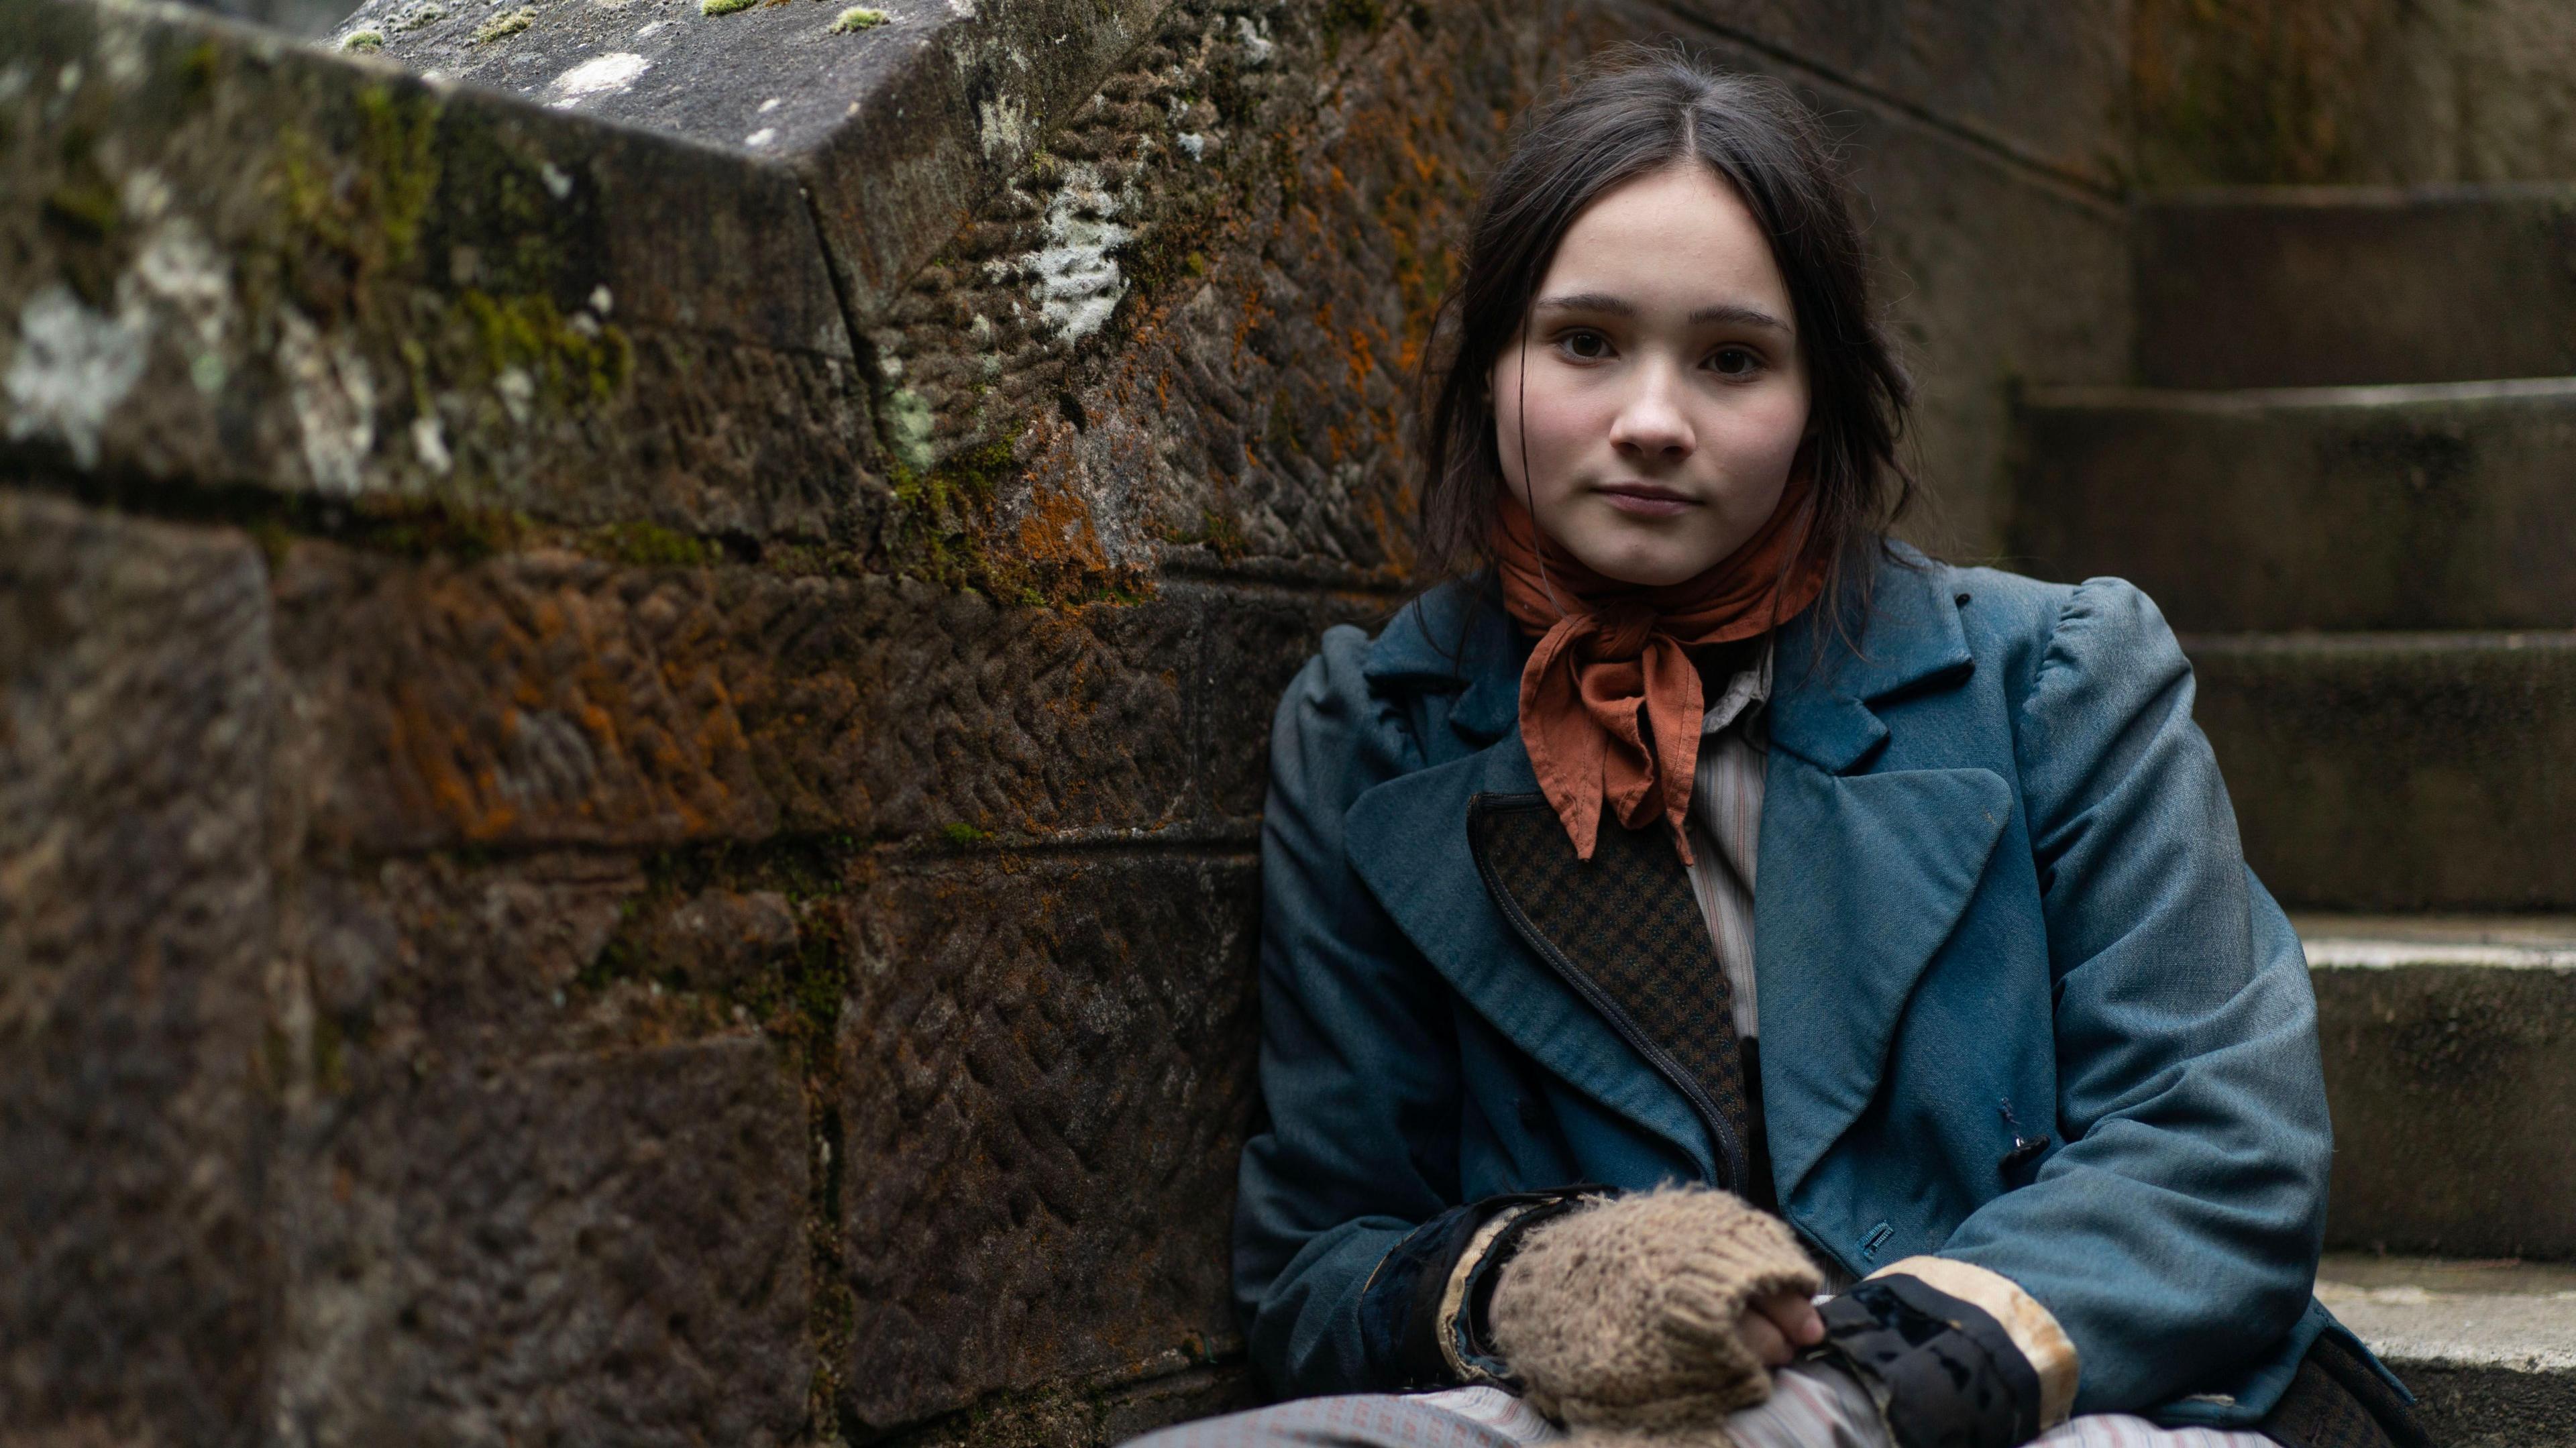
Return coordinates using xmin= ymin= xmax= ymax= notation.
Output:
xmin=1929 ymin=575 xmax=2331 ymax=1415
xmin=1233 ymin=626 xmax=1468 ymax=1395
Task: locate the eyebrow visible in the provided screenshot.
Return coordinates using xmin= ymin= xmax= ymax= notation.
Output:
xmin=1532 ymin=292 xmax=1794 ymax=333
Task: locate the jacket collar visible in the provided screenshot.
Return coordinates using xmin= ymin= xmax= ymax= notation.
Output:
xmin=1363 ymin=547 xmax=1974 ymax=773
xmin=1360 ymin=572 xmax=1525 ymax=743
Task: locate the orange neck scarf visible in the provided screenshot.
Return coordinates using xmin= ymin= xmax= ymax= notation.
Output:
xmin=1494 ymin=481 xmax=1828 ymax=863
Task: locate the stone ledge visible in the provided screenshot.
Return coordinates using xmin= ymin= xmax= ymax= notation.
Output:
xmin=2015 ymin=379 xmax=2576 ymax=632
xmin=2181 ymin=630 xmax=2576 ymax=911
xmin=2302 ymin=920 xmax=2576 ymax=1261
xmin=2318 ymin=1256 xmax=2576 ymax=1448
xmin=4 ymin=0 xmax=869 ymax=532
xmin=333 ymin=0 xmax=1175 ymax=321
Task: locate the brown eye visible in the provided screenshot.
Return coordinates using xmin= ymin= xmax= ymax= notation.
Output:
xmin=1710 ymin=346 xmax=1762 ymax=377
xmin=1560 ymin=330 xmax=1612 ymax=361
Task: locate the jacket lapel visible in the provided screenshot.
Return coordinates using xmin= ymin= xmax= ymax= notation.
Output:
xmin=1468 ymin=795 xmax=1755 ymax=1194
xmin=1345 ymin=735 xmax=1719 ymax=1176
xmin=1754 ymin=558 xmax=2008 ymax=1203
xmin=1752 ymin=758 xmax=2010 ymax=1203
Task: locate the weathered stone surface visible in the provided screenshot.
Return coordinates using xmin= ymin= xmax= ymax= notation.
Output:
xmin=2012 ymin=379 xmax=2576 ymax=632
xmin=1823 ymin=87 xmax=2130 ymax=555
xmin=287 ymin=852 xmax=650 ymax=1070
xmin=2317 ymin=1255 xmax=2576 ymax=1447
xmin=335 ymin=0 xmax=1175 ymax=320
xmin=863 ymin=0 xmax=1578 ymax=591
xmin=184 ymin=0 xmax=355 ymax=41
xmin=0 ymin=492 xmax=280 ymax=1444
xmin=838 ymin=850 xmax=1260 ymax=1431
xmin=2310 ymin=952 xmax=2576 ymax=1260
xmin=270 ymin=1036 xmax=814 ymax=1448
xmin=2132 ymin=0 xmax=2576 ymax=186
xmin=2186 ymin=631 xmax=2576 ymax=912
xmin=273 ymin=537 xmax=1381 ymax=851
xmin=2134 ymin=187 xmax=2576 ymax=389
xmin=0 ymin=0 xmax=867 ymax=533
xmin=1656 ymin=0 xmax=2132 ymax=184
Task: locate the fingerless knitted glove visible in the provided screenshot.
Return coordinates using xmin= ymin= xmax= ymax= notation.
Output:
xmin=1488 ymin=1185 xmax=1822 ymax=1433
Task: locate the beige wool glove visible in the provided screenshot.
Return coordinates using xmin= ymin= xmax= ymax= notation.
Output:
xmin=1487 ymin=1185 xmax=1822 ymax=1436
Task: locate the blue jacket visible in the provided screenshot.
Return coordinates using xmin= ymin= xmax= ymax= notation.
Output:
xmin=1236 ymin=548 xmax=2377 ymax=1427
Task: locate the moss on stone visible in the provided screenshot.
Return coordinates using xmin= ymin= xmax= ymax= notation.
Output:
xmin=277 ymin=83 xmax=442 ymax=292
xmin=829 ymin=5 xmax=887 ymax=32
xmin=472 ymin=6 xmax=536 ymax=42
xmin=341 ymin=29 xmax=385 ymax=50
xmin=40 ymin=176 xmax=120 ymax=242
xmin=940 ymin=822 xmax=987 ymax=846
xmin=459 ymin=289 xmax=635 ymax=404
xmin=701 ymin=0 xmax=758 ymax=15
xmin=591 ymin=520 xmax=718 ymax=568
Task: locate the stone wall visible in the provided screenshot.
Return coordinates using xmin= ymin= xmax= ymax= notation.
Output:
xmin=3 ymin=1 xmax=2140 ymax=1445
xmin=2132 ymin=0 xmax=2576 ymax=186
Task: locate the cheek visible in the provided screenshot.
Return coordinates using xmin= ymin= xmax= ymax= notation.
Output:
xmin=1704 ymin=390 xmax=1811 ymax=482
xmin=1495 ymin=368 xmax=1613 ymax=487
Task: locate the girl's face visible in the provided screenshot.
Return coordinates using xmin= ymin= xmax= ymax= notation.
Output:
xmin=1490 ymin=162 xmax=1813 ymax=588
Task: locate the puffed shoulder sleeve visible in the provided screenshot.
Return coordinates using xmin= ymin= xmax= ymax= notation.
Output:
xmin=1923 ymin=576 xmax=2330 ymax=1417
xmin=1234 ymin=626 xmax=1473 ymax=1396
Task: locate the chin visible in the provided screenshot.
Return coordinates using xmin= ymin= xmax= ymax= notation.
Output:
xmin=1578 ymin=545 xmax=1709 ymax=589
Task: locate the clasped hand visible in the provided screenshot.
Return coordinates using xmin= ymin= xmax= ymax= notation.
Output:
xmin=1489 ymin=1186 xmax=1825 ymax=1433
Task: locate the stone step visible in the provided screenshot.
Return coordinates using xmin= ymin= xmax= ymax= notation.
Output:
xmin=2316 ymin=1254 xmax=2576 ymax=1447
xmin=2135 ymin=186 xmax=2576 ymax=390
xmin=2010 ymin=380 xmax=2576 ymax=633
xmin=2186 ymin=632 xmax=2576 ymax=913
xmin=2303 ymin=918 xmax=2576 ymax=1262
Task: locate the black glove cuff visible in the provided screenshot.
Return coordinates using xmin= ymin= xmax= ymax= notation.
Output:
xmin=1809 ymin=1274 xmax=2042 ymax=1448
xmin=1453 ymin=1191 xmax=1597 ymax=1382
xmin=1356 ymin=1186 xmax=1600 ymax=1390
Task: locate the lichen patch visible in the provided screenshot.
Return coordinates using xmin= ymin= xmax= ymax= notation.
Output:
xmin=276 ymin=310 xmax=380 ymax=494
xmin=1024 ymin=163 xmax=1129 ymax=343
xmin=5 ymin=284 xmax=148 ymax=468
xmin=551 ymin=51 xmax=649 ymax=105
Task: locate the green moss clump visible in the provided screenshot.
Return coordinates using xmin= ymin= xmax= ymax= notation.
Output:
xmin=341 ymin=29 xmax=385 ymax=49
xmin=593 ymin=520 xmax=718 ymax=568
xmin=180 ymin=40 xmax=221 ymax=95
xmin=459 ymin=289 xmax=634 ymax=404
xmin=472 ymin=6 xmax=535 ymax=42
xmin=829 ymin=5 xmax=886 ymax=31
xmin=41 ymin=178 xmax=119 ymax=241
xmin=941 ymin=822 xmax=987 ymax=846
xmin=1191 ymin=509 xmax=1250 ymax=561
xmin=276 ymin=82 xmax=442 ymax=302
xmin=702 ymin=0 xmax=757 ymax=15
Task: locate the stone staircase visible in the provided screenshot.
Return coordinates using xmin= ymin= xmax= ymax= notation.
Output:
xmin=2013 ymin=188 xmax=2576 ymax=1446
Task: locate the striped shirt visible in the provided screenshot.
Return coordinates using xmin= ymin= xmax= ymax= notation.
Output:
xmin=1686 ymin=641 xmax=1774 ymax=1042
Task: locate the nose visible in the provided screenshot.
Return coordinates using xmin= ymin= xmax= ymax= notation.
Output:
xmin=1607 ymin=360 xmax=1695 ymax=463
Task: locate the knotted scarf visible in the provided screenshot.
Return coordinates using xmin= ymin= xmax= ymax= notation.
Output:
xmin=1495 ymin=481 xmax=1827 ymax=862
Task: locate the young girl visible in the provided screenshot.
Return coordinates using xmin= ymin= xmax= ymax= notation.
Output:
xmin=1138 ymin=50 xmax=2426 ymax=1448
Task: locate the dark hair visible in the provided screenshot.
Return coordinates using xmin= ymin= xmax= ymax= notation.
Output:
xmin=1415 ymin=47 xmax=1918 ymax=648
